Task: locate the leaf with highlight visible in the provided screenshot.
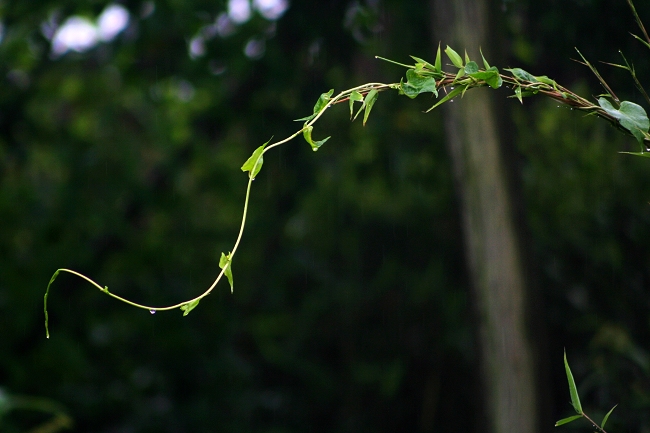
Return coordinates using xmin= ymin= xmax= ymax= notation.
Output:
xmin=349 ymin=91 xmax=363 ymax=118
xmin=219 ymin=252 xmax=234 ymax=293
xmin=303 ymin=125 xmax=331 ymax=151
xmin=554 ymin=415 xmax=583 ymax=427
xmin=445 ymin=46 xmax=463 ymax=68
xmin=601 ymin=404 xmax=617 ymax=429
xmin=564 ymin=350 xmax=583 ymax=414
xmin=598 ymin=98 xmax=650 ymax=145
xmin=180 ymin=299 xmax=201 ymax=316
xmin=241 ymin=141 xmax=268 ymax=179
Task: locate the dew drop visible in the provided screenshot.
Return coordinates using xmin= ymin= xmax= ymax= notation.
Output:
xmin=149 ymin=310 xmax=156 ymax=315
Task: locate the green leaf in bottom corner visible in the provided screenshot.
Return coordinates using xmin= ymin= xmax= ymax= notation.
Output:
xmin=219 ymin=252 xmax=234 ymax=293
xmin=598 ymin=98 xmax=650 ymax=145
xmin=180 ymin=299 xmax=201 ymax=316
xmin=554 ymin=415 xmax=583 ymax=427
xmin=564 ymin=350 xmax=583 ymax=414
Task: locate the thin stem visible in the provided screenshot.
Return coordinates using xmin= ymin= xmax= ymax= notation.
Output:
xmin=581 ymin=412 xmax=608 ymax=433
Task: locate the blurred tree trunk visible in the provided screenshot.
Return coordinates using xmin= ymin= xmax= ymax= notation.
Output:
xmin=429 ymin=1 xmax=539 ymax=433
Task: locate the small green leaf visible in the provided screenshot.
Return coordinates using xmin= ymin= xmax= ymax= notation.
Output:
xmin=303 ymin=125 xmax=330 ymax=151
xmin=102 ymin=286 xmax=109 ymax=293
xmin=620 ymin=151 xmax=650 ymax=157
xmin=410 ymin=56 xmax=435 ymax=71
xmin=241 ymin=140 xmax=269 ymax=179
xmin=564 ymin=350 xmax=583 ymax=414
xmin=435 ymin=43 xmax=442 ymax=72
xmin=464 ymin=49 xmax=471 ymax=64
xmin=534 ymin=75 xmax=556 ymax=86
xmin=480 ymin=47 xmax=491 ymax=69
xmin=362 ymin=89 xmax=378 ymax=126
xmin=219 ymin=252 xmax=234 ymax=293
xmin=44 ymin=269 xmax=61 ymax=339
xmin=401 ymin=69 xmax=438 ymax=99
xmin=348 ymin=91 xmax=364 ymax=118
xmin=180 ymin=299 xmax=201 ymax=316
xmin=426 ymin=85 xmax=465 ymax=112
xmin=599 ymin=98 xmax=650 ymax=145
xmin=554 ymin=415 xmax=583 ymax=427
xmin=506 ymin=67 xmax=538 ymax=83
xmin=469 ymin=67 xmax=502 ymax=89
xmin=445 ymin=46 xmax=463 ymax=68
xmin=294 ymin=89 xmax=334 ymax=122
xmin=464 ymin=61 xmax=479 ymax=74
xmin=601 ymin=404 xmax=617 ymax=429
xmin=514 ymin=86 xmax=523 ymax=104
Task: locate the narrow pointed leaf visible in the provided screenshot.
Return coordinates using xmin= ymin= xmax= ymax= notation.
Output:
xmin=445 ymin=46 xmax=463 ymax=68
xmin=349 ymin=91 xmax=363 ymax=118
xmin=564 ymin=350 xmax=583 ymax=414
xmin=363 ymin=89 xmax=379 ymax=126
xmin=435 ymin=43 xmax=442 ymax=72
xmin=555 ymin=415 xmax=583 ymax=427
xmin=219 ymin=252 xmax=234 ymax=293
xmin=410 ymin=56 xmax=435 ymax=71
xmin=601 ymin=404 xmax=617 ymax=429
xmin=180 ymin=299 xmax=201 ymax=316
xmin=480 ymin=47 xmax=491 ymax=69
xmin=426 ymin=85 xmax=465 ymax=112
xmin=620 ymin=151 xmax=650 ymax=157
xmin=44 ymin=269 xmax=61 ymax=338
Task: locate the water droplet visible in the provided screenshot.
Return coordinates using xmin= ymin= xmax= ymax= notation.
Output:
xmin=149 ymin=310 xmax=156 ymax=315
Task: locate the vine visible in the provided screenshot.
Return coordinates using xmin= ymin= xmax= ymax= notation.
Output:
xmin=45 ymin=1 xmax=650 ymax=361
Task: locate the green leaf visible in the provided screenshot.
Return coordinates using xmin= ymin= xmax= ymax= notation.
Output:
xmin=362 ymin=89 xmax=379 ymax=126
xmin=469 ymin=66 xmax=502 ymax=89
xmin=435 ymin=43 xmax=442 ymax=72
xmin=302 ymin=125 xmax=331 ymax=151
xmin=534 ymin=75 xmax=556 ymax=86
xmin=601 ymin=404 xmax=617 ymax=429
xmin=401 ymin=69 xmax=439 ymax=99
xmin=241 ymin=140 xmax=269 ymax=179
xmin=564 ymin=350 xmax=583 ymax=414
xmin=480 ymin=47 xmax=491 ymax=69
xmin=514 ymin=86 xmax=523 ymax=104
xmin=294 ymin=89 xmax=334 ymax=122
xmin=464 ymin=61 xmax=479 ymax=74
xmin=180 ymin=299 xmax=201 ymax=316
xmin=219 ymin=252 xmax=234 ymax=293
xmin=506 ymin=67 xmax=538 ymax=83
xmin=464 ymin=49 xmax=471 ymax=64
xmin=410 ymin=56 xmax=435 ymax=71
xmin=445 ymin=46 xmax=463 ymax=68
xmin=44 ymin=269 xmax=61 ymax=339
xmin=426 ymin=85 xmax=465 ymax=112
xmin=554 ymin=415 xmax=583 ymax=427
xmin=349 ymin=91 xmax=363 ymax=118
xmin=598 ymin=98 xmax=650 ymax=145
xmin=620 ymin=151 xmax=650 ymax=157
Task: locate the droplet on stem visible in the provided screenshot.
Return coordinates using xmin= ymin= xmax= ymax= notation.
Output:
xmin=149 ymin=309 xmax=156 ymax=315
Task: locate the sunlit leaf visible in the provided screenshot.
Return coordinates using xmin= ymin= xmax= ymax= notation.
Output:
xmin=349 ymin=91 xmax=363 ymax=118
xmin=601 ymin=404 xmax=617 ymax=429
xmin=564 ymin=350 xmax=583 ymax=414
xmin=435 ymin=43 xmax=442 ymax=72
xmin=598 ymin=98 xmax=650 ymax=145
xmin=554 ymin=415 xmax=583 ymax=427
xmin=180 ymin=299 xmax=200 ymax=316
xmin=241 ymin=140 xmax=269 ymax=179
xmin=303 ymin=125 xmax=331 ymax=151
xmin=294 ymin=89 xmax=334 ymax=122
xmin=480 ymin=47 xmax=491 ymax=69
xmin=362 ymin=89 xmax=378 ymax=126
xmin=469 ymin=66 xmax=502 ymax=89
xmin=219 ymin=252 xmax=234 ymax=293
xmin=445 ymin=46 xmax=463 ymax=68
